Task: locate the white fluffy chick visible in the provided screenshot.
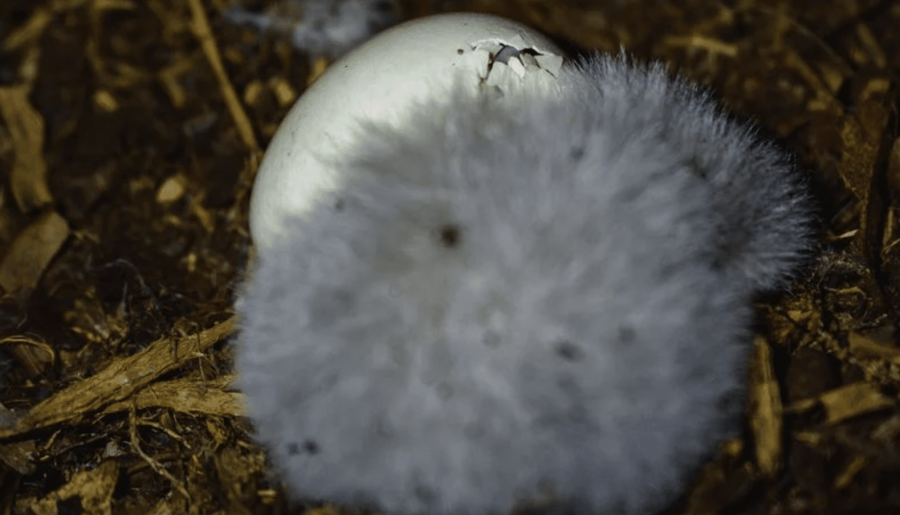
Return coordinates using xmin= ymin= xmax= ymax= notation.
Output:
xmin=235 ymin=53 xmax=814 ymax=515
xmin=574 ymin=56 xmax=815 ymax=291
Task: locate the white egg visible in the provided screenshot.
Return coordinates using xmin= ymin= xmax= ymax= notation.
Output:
xmin=249 ymin=12 xmax=566 ymax=256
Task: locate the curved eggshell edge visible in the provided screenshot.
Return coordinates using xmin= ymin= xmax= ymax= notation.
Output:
xmin=249 ymin=12 xmax=566 ymax=255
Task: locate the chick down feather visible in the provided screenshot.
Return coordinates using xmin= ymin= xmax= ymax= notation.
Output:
xmin=235 ymin=53 xmax=814 ymax=515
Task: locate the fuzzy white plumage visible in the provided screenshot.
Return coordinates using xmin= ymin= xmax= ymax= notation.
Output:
xmin=235 ymin=23 xmax=815 ymax=515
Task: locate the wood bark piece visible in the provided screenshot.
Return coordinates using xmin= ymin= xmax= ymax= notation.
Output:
xmin=0 ymin=85 xmax=52 ymax=212
xmin=101 ymin=376 xmax=246 ymax=417
xmin=0 ymin=317 xmax=236 ymax=440
xmin=24 ymin=460 xmax=119 ymax=515
xmin=748 ymin=335 xmax=783 ymax=478
xmin=0 ymin=210 xmax=69 ymax=293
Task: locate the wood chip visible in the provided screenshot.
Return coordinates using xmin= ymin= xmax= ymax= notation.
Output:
xmin=25 ymin=460 xmax=119 ymax=515
xmin=0 ymin=85 xmax=52 ymax=212
xmin=848 ymin=329 xmax=900 ymax=363
xmin=156 ymin=174 xmax=187 ymax=203
xmin=0 ymin=439 xmax=37 ymax=476
xmin=818 ymin=382 xmax=894 ymax=425
xmin=748 ymin=335 xmax=783 ymax=478
xmin=102 ymin=376 xmax=246 ymax=417
xmin=0 ymin=317 xmax=236 ymax=439
xmin=0 ymin=211 xmax=69 ymax=293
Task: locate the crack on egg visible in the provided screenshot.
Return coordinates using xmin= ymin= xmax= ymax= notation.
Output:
xmin=467 ymin=40 xmax=565 ymax=96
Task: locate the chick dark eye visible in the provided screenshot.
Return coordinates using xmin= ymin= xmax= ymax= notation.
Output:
xmin=437 ymin=223 xmax=462 ymax=248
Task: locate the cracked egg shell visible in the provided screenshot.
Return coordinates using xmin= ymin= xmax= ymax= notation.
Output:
xmin=249 ymin=12 xmax=566 ymax=256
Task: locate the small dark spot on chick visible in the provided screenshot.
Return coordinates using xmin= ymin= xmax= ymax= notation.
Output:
xmin=686 ymin=155 xmax=708 ymax=179
xmin=415 ymin=484 xmax=438 ymax=503
xmin=437 ymin=223 xmax=462 ymax=248
xmin=618 ymin=325 xmax=636 ymax=343
xmin=554 ymin=340 xmax=584 ymax=361
xmin=288 ymin=440 xmax=320 ymax=455
xmin=457 ymin=48 xmax=464 ymax=55
xmin=334 ymin=198 xmax=344 ymax=211
xmin=436 ymin=382 xmax=453 ymax=399
xmin=376 ymin=417 xmax=396 ymax=438
xmin=464 ymin=422 xmax=485 ymax=439
xmin=483 ymin=331 xmax=501 ymax=347
xmin=570 ymin=146 xmax=585 ymax=159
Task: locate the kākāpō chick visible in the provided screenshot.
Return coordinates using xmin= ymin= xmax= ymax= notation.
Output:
xmin=568 ymin=55 xmax=815 ymax=291
xmin=235 ymin=53 xmax=814 ymax=515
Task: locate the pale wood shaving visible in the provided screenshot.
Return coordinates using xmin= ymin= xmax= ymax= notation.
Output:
xmin=0 ymin=85 xmax=52 ymax=212
xmin=748 ymin=335 xmax=783 ymax=478
xmin=0 ymin=210 xmax=69 ymax=293
xmin=0 ymin=317 xmax=236 ymax=439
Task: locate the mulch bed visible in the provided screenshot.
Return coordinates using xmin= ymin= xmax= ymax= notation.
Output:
xmin=1 ymin=0 xmax=899 ymax=513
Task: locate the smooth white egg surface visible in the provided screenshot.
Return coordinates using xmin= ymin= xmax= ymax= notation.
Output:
xmin=249 ymin=12 xmax=566 ymax=256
